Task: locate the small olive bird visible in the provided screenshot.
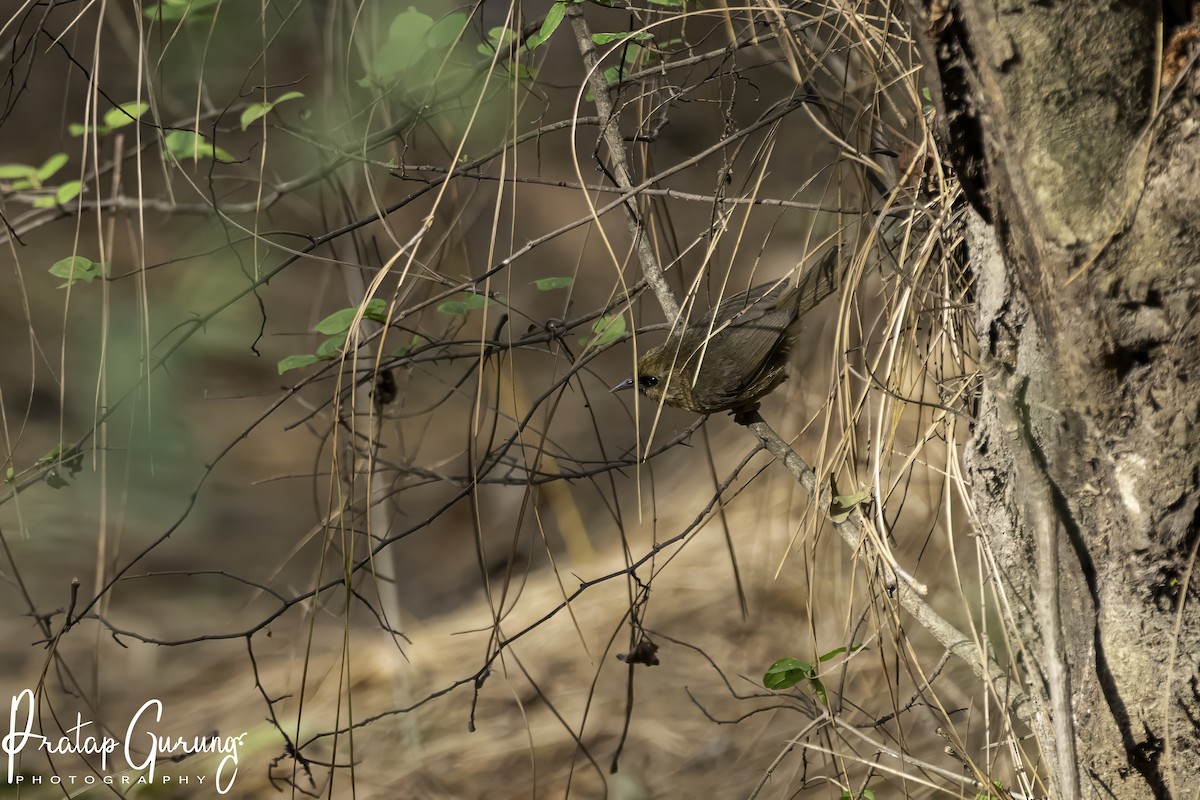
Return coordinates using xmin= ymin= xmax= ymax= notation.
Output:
xmin=609 ymin=263 xmax=835 ymax=424
xmin=612 ymin=263 xmax=835 ymax=420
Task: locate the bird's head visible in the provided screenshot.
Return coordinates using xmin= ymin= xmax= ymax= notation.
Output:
xmin=610 ymin=343 xmax=690 ymax=407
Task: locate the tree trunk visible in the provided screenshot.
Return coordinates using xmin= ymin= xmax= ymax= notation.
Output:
xmin=903 ymin=1 xmax=1200 ymax=797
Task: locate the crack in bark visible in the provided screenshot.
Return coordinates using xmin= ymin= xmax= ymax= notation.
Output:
xmin=1014 ymin=383 xmax=1171 ymax=798
xmin=927 ymin=1 xmax=993 ymax=223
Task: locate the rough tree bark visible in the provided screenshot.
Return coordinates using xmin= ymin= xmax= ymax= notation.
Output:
xmin=902 ymin=1 xmax=1200 ymax=798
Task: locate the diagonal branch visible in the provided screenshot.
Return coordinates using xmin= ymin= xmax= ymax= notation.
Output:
xmin=566 ymin=3 xmax=680 ymax=322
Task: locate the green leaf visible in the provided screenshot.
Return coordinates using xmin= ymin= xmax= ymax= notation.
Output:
xmin=818 ymin=647 xmax=848 ymax=662
xmin=37 ymin=442 xmax=83 ymax=489
xmin=839 ymin=792 xmax=875 ymax=800
xmin=273 ymin=90 xmax=305 ymax=105
xmin=363 ymin=8 xmax=436 ymax=84
xmin=362 ymin=297 xmax=389 ymax=323
xmin=486 ymin=26 xmax=515 ymax=45
xmin=478 ymin=25 xmax=519 ymax=57
xmin=533 ymin=276 xmax=573 ymax=291
xmin=509 ymin=63 xmax=536 ymax=81
xmin=56 ymin=181 xmax=83 ymax=205
xmin=763 ymin=656 xmax=834 ymax=704
xmin=462 ymin=293 xmax=490 ymax=310
xmin=389 ymin=8 xmax=435 ymax=41
xmin=240 ymin=103 xmax=271 ymax=131
xmin=829 ymin=482 xmax=870 ymax=523
xmin=426 ymin=13 xmax=468 ymax=48
xmin=817 ymin=644 xmax=865 ymax=662
xmin=314 ymin=308 xmax=357 ymax=335
xmin=32 ymin=196 xmax=56 ymax=208
xmin=163 ymin=130 xmax=236 ymax=163
xmin=437 ymin=293 xmax=495 ymax=315
xmin=580 ymin=313 xmax=626 ymax=347
xmin=0 ymin=164 xmax=36 ymax=180
xmin=372 ymin=40 xmax=417 ymax=83
xmin=4 ymin=466 xmax=12 ymax=483
xmin=763 ymin=658 xmax=812 ymax=691
xmin=37 ymin=153 xmax=69 ymax=181
xmin=526 ymin=1 xmax=566 ymax=49
xmin=314 ymin=300 xmax=390 ymax=334
xmin=103 ymin=102 xmax=149 ymax=130
xmin=644 ymin=0 xmax=685 ymax=6
xmin=315 ymin=332 xmax=348 ymax=359
xmin=37 ymin=444 xmax=62 ymax=464
xmin=71 ymin=123 xmax=115 ymax=137
xmin=278 ymin=354 xmax=321 ymax=375
xmin=240 ymin=91 xmax=304 ymax=130
xmin=590 ymin=31 xmax=653 ymax=45
xmin=49 ymin=256 xmax=106 ymax=286
xmin=437 ymin=300 xmax=468 ymax=315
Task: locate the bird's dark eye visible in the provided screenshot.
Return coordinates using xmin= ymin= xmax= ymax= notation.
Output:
xmin=638 ymin=375 xmax=659 ymax=389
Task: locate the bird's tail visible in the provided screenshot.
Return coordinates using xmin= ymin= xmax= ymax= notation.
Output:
xmin=792 ymin=247 xmax=840 ymax=319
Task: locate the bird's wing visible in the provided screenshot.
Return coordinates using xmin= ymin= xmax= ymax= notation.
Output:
xmin=700 ymin=282 xmax=788 ymax=328
xmin=680 ymin=290 xmax=798 ymax=391
xmin=700 ymin=253 xmax=836 ymax=329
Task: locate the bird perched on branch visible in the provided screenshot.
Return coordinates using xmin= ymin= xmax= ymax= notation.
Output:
xmin=612 ymin=262 xmax=835 ymax=422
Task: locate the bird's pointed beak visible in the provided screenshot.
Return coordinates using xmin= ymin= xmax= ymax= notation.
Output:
xmin=610 ymin=377 xmax=636 ymax=393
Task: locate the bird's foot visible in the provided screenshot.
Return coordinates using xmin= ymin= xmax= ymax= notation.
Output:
xmin=732 ymin=404 xmax=761 ymax=426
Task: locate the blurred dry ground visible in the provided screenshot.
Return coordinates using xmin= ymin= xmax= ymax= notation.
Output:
xmin=1 ymin=289 xmax=992 ymax=797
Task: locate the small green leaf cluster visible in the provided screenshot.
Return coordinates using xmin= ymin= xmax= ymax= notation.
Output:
xmin=523 ymin=1 xmax=568 ymax=51
xmin=163 ymin=130 xmax=236 ymax=163
xmin=0 ymin=153 xmax=82 ymax=208
xmin=278 ymin=299 xmax=392 ymax=375
xmin=37 ymin=443 xmax=84 ymax=490
xmin=48 ymin=256 xmax=108 ymax=288
xmin=435 ymin=292 xmax=501 ymax=315
xmin=360 ymin=10 xmax=474 ymax=90
xmin=69 ymin=101 xmax=149 ymax=137
xmin=762 ymin=645 xmax=865 ymax=705
xmin=584 ymin=37 xmax=664 ymax=100
xmin=278 ymin=280 xmax=574 ymax=375
xmin=5 ymin=443 xmax=86 ymax=488
xmin=829 ymin=479 xmax=870 ymax=523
